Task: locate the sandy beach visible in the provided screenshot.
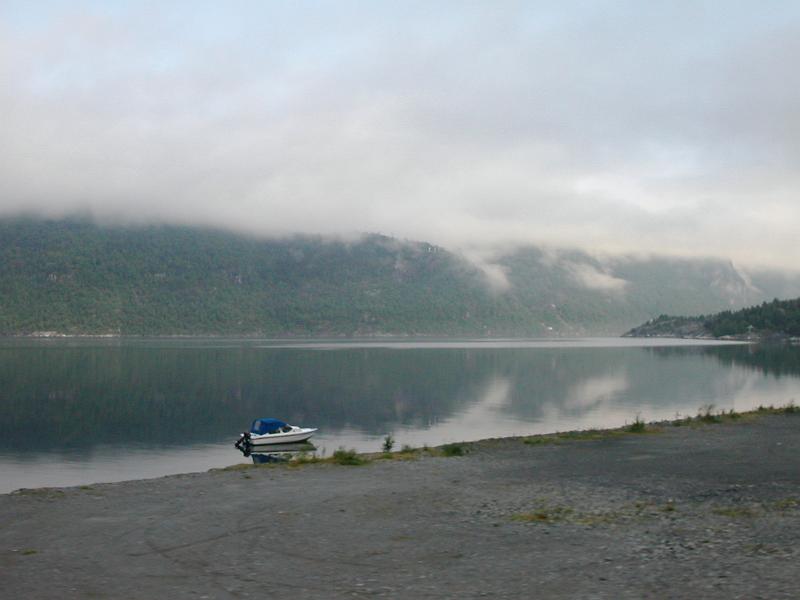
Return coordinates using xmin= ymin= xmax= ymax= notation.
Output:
xmin=2 ymin=412 xmax=799 ymax=599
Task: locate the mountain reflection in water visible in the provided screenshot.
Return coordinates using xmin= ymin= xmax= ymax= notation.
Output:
xmin=1 ymin=339 xmax=799 ymax=491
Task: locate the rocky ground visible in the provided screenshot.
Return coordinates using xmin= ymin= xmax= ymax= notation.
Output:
xmin=2 ymin=413 xmax=799 ymax=599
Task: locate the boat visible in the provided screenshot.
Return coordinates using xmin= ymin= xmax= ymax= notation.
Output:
xmin=235 ymin=418 xmax=317 ymax=449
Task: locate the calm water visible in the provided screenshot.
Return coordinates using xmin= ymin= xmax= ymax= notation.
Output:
xmin=2 ymin=337 xmax=799 ymax=493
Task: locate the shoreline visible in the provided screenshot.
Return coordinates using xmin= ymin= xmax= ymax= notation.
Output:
xmin=3 ymin=409 xmax=799 ymax=598
xmin=7 ymin=405 xmax=788 ymax=496
xmin=1 ymin=334 xmax=750 ymax=348
xmin=2 ymin=331 xmax=750 ymax=340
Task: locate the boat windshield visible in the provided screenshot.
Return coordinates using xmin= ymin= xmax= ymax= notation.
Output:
xmin=250 ymin=419 xmax=288 ymax=435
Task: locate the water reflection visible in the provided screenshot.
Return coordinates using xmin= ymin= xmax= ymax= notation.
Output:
xmin=1 ymin=339 xmax=800 ymax=491
xmin=240 ymin=442 xmax=317 ymax=464
xmin=563 ymin=372 xmax=630 ymax=410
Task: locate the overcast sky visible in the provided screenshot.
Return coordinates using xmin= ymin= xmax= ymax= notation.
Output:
xmin=2 ymin=1 xmax=799 ymax=269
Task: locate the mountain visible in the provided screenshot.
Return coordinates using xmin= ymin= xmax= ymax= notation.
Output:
xmin=624 ymin=298 xmax=800 ymax=340
xmin=2 ymin=217 xmax=800 ymax=336
xmin=495 ymin=247 xmax=774 ymax=335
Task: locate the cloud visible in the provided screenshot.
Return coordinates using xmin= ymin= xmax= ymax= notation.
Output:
xmin=1 ymin=1 xmax=800 ymax=270
xmin=566 ymin=263 xmax=629 ymax=293
xmin=459 ymin=249 xmax=512 ymax=293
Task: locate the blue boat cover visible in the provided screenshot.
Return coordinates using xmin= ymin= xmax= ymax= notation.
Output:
xmin=250 ymin=418 xmax=288 ymax=435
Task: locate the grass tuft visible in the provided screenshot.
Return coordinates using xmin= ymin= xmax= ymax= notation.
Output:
xmin=512 ymin=506 xmax=573 ymax=523
xmin=522 ymin=422 xmax=661 ymax=445
xmin=375 ymin=444 xmax=420 ymax=461
xmin=289 ymin=452 xmax=326 ymax=467
xmin=627 ymin=415 xmax=647 ymax=433
xmin=523 ymin=429 xmax=627 ymax=445
xmin=12 ymin=488 xmax=65 ymax=499
xmin=773 ymin=497 xmax=799 ymax=511
xmin=331 ymin=448 xmax=368 ymax=466
xmin=441 ymin=443 xmax=465 ymax=457
xmin=662 ymin=501 xmax=677 ymax=513
xmin=712 ymin=506 xmax=757 ymax=518
xmin=381 ymin=434 xmax=395 ymax=454
xmin=697 ymin=404 xmax=722 ymax=424
xmin=523 ymin=435 xmax=561 ymax=445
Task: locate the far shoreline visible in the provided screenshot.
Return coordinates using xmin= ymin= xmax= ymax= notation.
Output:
xmin=0 ymin=333 xmax=749 ymax=345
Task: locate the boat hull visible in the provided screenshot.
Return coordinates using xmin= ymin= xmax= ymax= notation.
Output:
xmin=248 ymin=428 xmax=317 ymax=446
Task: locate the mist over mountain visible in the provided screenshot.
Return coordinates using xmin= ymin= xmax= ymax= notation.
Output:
xmin=1 ymin=218 xmax=799 ymax=337
xmin=3 ymin=3 xmax=800 ymax=272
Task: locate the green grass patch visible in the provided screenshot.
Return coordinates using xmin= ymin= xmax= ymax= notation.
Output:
xmin=520 ymin=402 xmax=797 ymax=447
xmin=773 ymin=497 xmax=799 ymax=511
xmin=390 ymin=444 xmax=421 ymax=459
xmin=523 ymin=430 xmax=619 ymax=445
xmin=669 ymin=405 xmax=787 ymax=428
xmin=627 ymin=415 xmax=647 ymax=433
xmin=290 ymin=453 xmax=325 ymax=466
xmin=20 ymin=549 xmax=38 ymax=556
xmin=375 ymin=445 xmax=420 ymax=461
xmin=689 ymin=402 xmax=798 ymax=426
xmin=523 ymin=435 xmax=562 ymax=445
xmin=712 ymin=506 xmax=757 ymax=518
xmin=440 ymin=443 xmax=465 ymax=457
xmin=331 ymin=448 xmax=369 ymax=466
xmin=512 ymin=500 xmax=688 ymax=527
xmin=523 ymin=425 xmax=654 ymax=446
xmin=752 ymin=403 xmax=799 ymax=415
xmin=12 ymin=488 xmax=65 ymax=499
xmin=512 ymin=506 xmax=573 ymax=523
xmin=697 ymin=404 xmax=722 ymax=424
xmin=712 ymin=497 xmax=799 ymax=518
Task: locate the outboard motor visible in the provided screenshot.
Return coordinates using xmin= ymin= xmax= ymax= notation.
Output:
xmin=234 ymin=431 xmax=252 ymax=451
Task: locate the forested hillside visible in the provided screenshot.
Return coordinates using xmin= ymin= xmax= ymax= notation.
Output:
xmin=2 ymin=218 xmax=799 ymax=336
xmin=625 ymin=298 xmax=800 ymax=339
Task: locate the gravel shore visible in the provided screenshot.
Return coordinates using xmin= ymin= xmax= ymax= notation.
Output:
xmin=2 ymin=413 xmax=799 ymax=599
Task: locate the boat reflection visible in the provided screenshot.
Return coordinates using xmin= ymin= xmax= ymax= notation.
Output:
xmin=238 ymin=442 xmax=317 ymax=464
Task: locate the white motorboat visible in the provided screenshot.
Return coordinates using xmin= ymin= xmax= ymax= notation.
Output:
xmin=235 ymin=418 xmax=317 ymax=448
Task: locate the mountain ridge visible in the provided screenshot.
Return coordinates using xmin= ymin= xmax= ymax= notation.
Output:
xmin=2 ymin=217 xmax=800 ymax=336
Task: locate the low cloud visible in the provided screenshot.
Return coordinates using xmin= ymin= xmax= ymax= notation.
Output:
xmin=1 ymin=2 xmax=800 ymax=270
xmin=566 ymin=263 xmax=629 ymax=293
xmin=459 ymin=250 xmax=512 ymax=293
